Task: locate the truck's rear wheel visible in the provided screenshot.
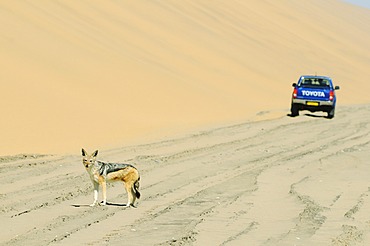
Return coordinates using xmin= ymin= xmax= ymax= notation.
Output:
xmin=290 ymin=103 xmax=299 ymax=117
xmin=327 ymin=107 xmax=335 ymax=119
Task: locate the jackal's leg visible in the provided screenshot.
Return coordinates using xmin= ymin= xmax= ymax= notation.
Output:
xmin=124 ymin=182 xmax=134 ymax=207
xmin=131 ymin=190 xmax=137 ymax=206
xmin=101 ymin=180 xmax=107 ymax=205
xmin=90 ymin=182 xmax=99 ymax=206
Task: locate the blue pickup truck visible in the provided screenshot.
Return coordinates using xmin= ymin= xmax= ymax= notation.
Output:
xmin=290 ymin=75 xmax=340 ymax=118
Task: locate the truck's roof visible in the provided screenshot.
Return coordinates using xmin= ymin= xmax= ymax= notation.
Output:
xmin=300 ymin=75 xmax=332 ymax=80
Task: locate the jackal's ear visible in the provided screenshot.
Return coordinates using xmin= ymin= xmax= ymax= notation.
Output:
xmin=82 ymin=148 xmax=87 ymax=157
xmin=92 ymin=150 xmax=98 ymax=157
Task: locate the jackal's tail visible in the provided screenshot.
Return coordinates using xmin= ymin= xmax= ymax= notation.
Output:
xmin=133 ymin=176 xmax=141 ymax=199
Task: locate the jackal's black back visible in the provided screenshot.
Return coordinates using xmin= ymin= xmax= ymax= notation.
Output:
xmin=97 ymin=161 xmax=134 ymax=176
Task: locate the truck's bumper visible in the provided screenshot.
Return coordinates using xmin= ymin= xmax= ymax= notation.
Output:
xmin=292 ymin=99 xmax=334 ymax=112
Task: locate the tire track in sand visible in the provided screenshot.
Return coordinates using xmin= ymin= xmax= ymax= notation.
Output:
xmin=1 ymin=104 xmax=370 ymax=245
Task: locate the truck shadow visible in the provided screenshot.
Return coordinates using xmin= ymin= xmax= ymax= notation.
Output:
xmin=304 ymin=113 xmax=327 ymax=118
xmin=287 ymin=113 xmax=330 ymax=119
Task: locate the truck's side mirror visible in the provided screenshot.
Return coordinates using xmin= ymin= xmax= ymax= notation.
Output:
xmin=335 ymin=86 xmax=340 ymax=90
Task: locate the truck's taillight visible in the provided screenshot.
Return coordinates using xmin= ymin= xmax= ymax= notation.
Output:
xmin=292 ymin=88 xmax=298 ymax=99
xmin=329 ymin=90 xmax=334 ymax=101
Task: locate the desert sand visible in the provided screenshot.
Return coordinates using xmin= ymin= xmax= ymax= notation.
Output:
xmin=1 ymin=104 xmax=370 ymax=245
xmin=1 ymin=0 xmax=370 ymax=245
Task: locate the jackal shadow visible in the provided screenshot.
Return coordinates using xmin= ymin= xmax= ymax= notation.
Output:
xmin=71 ymin=202 xmax=129 ymax=208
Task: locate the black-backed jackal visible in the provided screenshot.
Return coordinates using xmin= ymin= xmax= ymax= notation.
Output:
xmin=81 ymin=148 xmax=141 ymax=207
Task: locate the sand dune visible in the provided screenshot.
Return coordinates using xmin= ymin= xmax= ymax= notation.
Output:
xmin=1 ymin=1 xmax=370 ymax=155
xmin=1 ymin=2 xmax=370 ymax=245
xmin=1 ymin=104 xmax=370 ymax=245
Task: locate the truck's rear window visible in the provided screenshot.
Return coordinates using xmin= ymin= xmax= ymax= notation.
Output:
xmin=300 ymin=78 xmax=330 ymax=88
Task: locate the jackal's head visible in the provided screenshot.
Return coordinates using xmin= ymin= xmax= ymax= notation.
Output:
xmin=81 ymin=148 xmax=98 ymax=169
